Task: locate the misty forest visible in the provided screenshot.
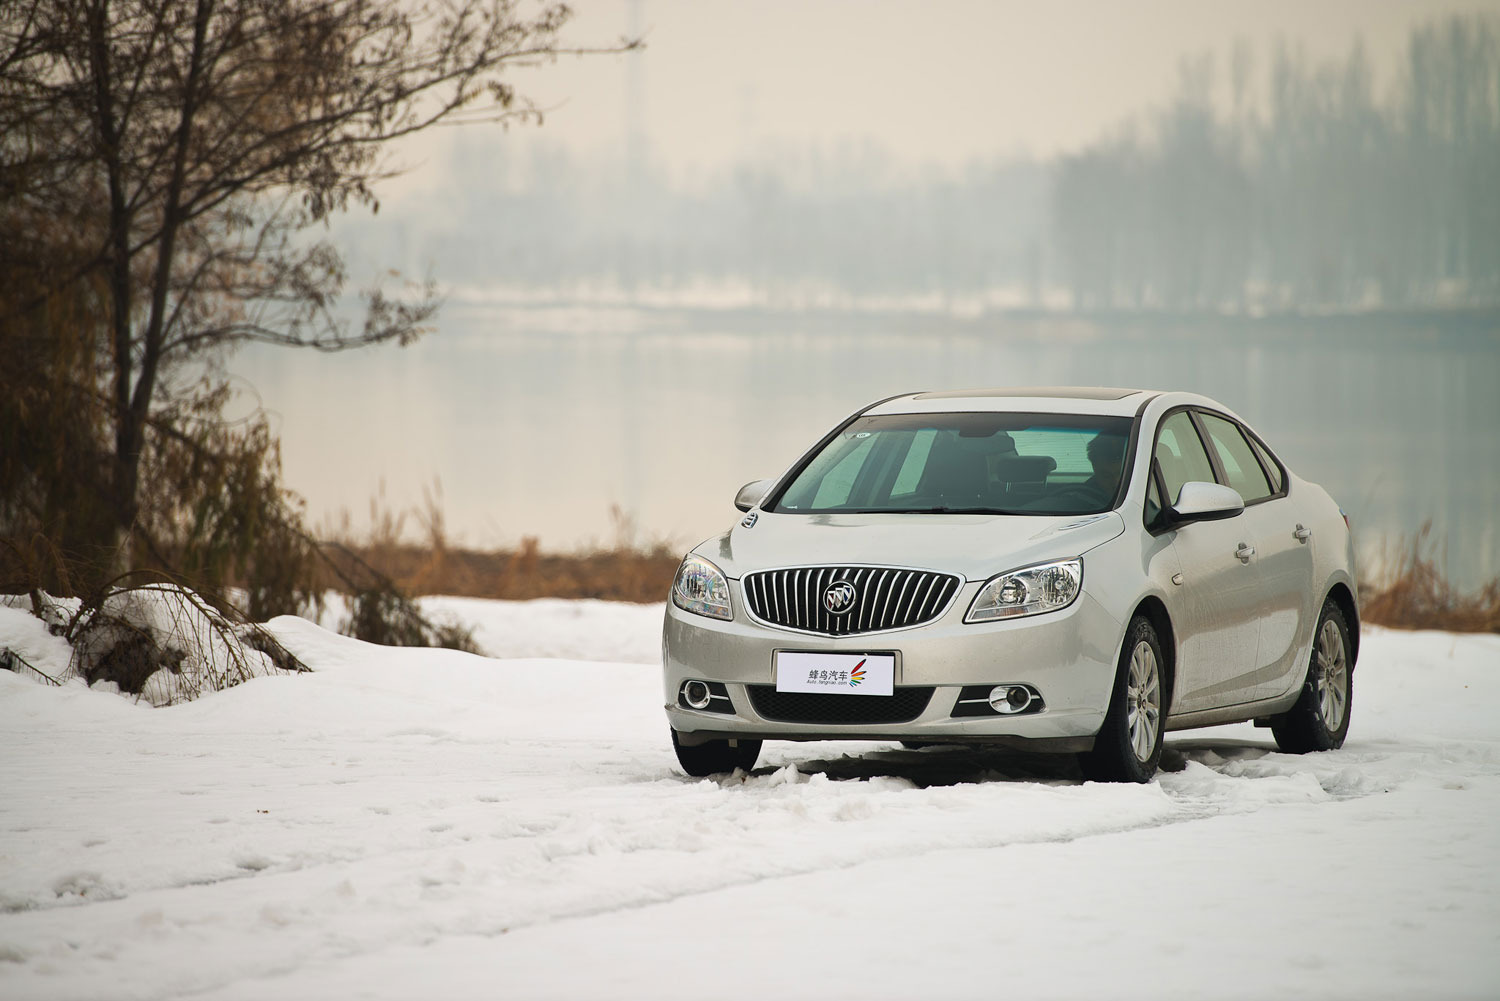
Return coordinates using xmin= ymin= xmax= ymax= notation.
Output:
xmin=371 ymin=18 xmax=1500 ymax=312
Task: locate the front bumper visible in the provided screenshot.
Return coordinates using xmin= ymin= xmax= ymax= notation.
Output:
xmin=663 ymin=580 xmax=1124 ymax=752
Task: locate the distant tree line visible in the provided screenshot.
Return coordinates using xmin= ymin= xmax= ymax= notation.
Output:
xmin=354 ymin=141 xmax=1051 ymax=306
xmin=1052 ymin=17 xmax=1500 ymax=311
xmin=367 ymin=15 xmax=1498 ymax=313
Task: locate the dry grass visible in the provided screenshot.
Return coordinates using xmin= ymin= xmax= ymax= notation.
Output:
xmin=324 ymin=493 xmax=1499 ymax=631
xmin=319 ymin=490 xmax=679 ymax=604
xmin=323 ymin=538 xmax=679 ymax=603
xmin=357 ymin=533 xmax=1498 ymax=631
xmin=1361 ymin=525 xmax=1500 ymax=633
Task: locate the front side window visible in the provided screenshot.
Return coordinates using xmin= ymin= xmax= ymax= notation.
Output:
xmin=1198 ymin=412 xmax=1272 ymax=503
xmin=1154 ymin=411 xmax=1216 ymax=506
xmin=771 ymin=412 xmax=1134 ymax=516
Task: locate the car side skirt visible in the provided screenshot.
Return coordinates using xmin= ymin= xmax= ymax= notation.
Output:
xmin=1164 ymin=689 xmax=1301 ymax=732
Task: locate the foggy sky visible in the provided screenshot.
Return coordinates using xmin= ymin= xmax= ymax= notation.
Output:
xmin=388 ymin=0 xmax=1500 ymax=186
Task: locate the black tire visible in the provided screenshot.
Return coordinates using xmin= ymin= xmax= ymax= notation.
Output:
xmin=1080 ymin=616 xmax=1167 ymax=783
xmin=671 ymin=729 xmax=762 ymax=776
xmin=1270 ymin=600 xmax=1353 ymax=753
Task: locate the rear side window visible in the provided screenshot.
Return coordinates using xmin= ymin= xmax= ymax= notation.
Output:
xmin=1015 ymin=429 xmax=1091 ymax=475
xmin=1248 ymin=434 xmax=1285 ymax=494
xmin=1154 ymin=411 xmax=1216 ymax=505
xmin=1199 ymin=413 xmax=1272 ymax=503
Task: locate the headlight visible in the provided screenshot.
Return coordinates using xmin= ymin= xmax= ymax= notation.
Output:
xmin=671 ymin=554 xmax=733 ymax=620
xmin=966 ymin=559 xmax=1082 ymax=622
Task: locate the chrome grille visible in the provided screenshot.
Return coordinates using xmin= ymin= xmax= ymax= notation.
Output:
xmin=741 ymin=566 xmax=961 ymax=635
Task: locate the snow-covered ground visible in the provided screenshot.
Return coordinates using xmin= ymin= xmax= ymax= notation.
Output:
xmin=1 ymin=599 xmax=1497 ymax=1000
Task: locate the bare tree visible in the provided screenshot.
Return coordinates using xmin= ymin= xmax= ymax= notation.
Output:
xmin=0 ymin=0 xmax=634 ymax=582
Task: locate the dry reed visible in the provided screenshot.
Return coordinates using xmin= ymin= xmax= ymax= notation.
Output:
xmin=1360 ymin=525 xmax=1500 ymax=633
xmin=320 ymin=492 xmax=679 ymax=604
xmin=326 ymin=494 xmax=1500 ymax=632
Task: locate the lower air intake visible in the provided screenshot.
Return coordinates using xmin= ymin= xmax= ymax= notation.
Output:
xmin=747 ymin=686 xmax=934 ymax=725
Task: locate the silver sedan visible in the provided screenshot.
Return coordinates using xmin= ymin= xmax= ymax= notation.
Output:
xmin=663 ymin=388 xmax=1358 ymax=782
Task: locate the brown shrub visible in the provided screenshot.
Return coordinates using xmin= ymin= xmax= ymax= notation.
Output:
xmin=330 ymin=497 xmax=1500 ymax=631
xmin=1361 ymin=525 xmax=1500 ymax=633
xmin=324 ymin=541 xmax=678 ymax=604
xmin=319 ymin=493 xmax=680 ymax=604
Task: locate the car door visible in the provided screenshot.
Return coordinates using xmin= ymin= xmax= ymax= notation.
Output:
xmin=1195 ymin=412 xmax=1316 ymax=700
xmin=1152 ymin=410 xmax=1265 ymax=713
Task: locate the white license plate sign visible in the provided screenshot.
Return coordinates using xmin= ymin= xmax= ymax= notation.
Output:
xmin=775 ymin=652 xmax=895 ymax=697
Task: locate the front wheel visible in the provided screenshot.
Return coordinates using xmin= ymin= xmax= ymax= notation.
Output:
xmin=1269 ymin=600 xmax=1353 ymax=753
xmin=1080 ymin=616 xmax=1166 ymax=783
xmin=671 ymin=729 xmax=762 ymax=777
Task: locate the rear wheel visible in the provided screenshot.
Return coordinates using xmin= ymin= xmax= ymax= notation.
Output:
xmin=1270 ymin=600 xmax=1352 ymax=753
xmin=1080 ymin=616 xmax=1166 ymax=783
xmin=671 ymin=730 xmax=762 ymax=776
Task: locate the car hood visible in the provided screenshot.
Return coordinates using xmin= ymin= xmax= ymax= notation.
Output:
xmin=694 ymin=510 xmax=1127 ymax=582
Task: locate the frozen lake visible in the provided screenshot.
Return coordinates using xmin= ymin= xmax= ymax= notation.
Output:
xmin=235 ymin=304 xmax=1500 ymax=587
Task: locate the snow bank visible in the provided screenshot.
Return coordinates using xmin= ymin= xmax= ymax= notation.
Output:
xmin=1 ymin=587 xmax=301 ymax=707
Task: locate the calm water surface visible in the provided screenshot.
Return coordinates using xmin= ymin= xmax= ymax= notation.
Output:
xmin=236 ymin=306 xmax=1500 ymax=588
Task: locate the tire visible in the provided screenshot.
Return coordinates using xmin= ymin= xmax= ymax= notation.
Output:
xmin=671 ymin=729 xmax=762 ymax=776
xmin=1270 ymin=600 xmax=1353 ymax=753
xmin=1080 ymin=616 xmax=1166 ymax=783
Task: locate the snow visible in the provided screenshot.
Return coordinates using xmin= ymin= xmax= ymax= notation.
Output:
xmin=0 ymin=588 xmax=295 ymax=706
xmin=418 ymin=595 xmax=663 ymax=664
xmin=1 ymin=600 xmax=1497 ymax=1000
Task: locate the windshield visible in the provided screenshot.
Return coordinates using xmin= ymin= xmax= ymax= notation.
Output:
xmin=771 ymin=412 xmax=1134 ymax=516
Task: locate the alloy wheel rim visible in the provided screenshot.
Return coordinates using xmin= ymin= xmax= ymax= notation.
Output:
xmin=1315 ymin=618 xmax=1348 ymax=731
xmin=1125 ymin=640 xmax=1161 ymax=762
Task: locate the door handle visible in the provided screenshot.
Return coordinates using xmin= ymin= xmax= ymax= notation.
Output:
xmin=1293 ymin=524 xmax=1311 ymax=543
xmin=1235 ymin=544 xmax=1256 ymax=563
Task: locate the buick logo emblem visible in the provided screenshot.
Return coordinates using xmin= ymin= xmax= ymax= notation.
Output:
xmin=823 ymin=581 xmax=858 ymax=615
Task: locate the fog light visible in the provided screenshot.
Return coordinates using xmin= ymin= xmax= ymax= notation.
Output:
xmin=682 ymin=680 xmax=712 ymax=710
xmin=988 ymin=685 xmax=1033 ymax=714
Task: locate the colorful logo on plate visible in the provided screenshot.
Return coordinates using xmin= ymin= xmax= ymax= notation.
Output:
xmin=849 ymin=659 xmax=867 ymax=687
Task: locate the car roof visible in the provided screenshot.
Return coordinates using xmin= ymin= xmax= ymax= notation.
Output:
xmin=864 ymin=387 xmax=1163 ymax=418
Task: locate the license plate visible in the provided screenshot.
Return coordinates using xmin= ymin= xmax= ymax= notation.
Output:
xmin=775 ymin=651 xmax=895 ymax=697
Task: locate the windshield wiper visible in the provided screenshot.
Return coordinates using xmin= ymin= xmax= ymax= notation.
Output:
xmin=904 ymin=506 xmax=1022 ymax=515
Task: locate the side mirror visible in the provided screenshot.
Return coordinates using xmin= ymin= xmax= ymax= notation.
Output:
xmin=1170 ymin=481 xmax=1245 ymax=523
xmin=734 ymin=478 xmax=775 ymax=513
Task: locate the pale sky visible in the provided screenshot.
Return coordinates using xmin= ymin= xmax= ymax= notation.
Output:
xmin=470 ymin=0 xmax=1500 ymax=177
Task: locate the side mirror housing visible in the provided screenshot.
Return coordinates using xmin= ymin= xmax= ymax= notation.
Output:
xmin=734 ymin=478 xmax=775 ymax=513
xmin=1169 ymin=481 xmax=1245 ymax=524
